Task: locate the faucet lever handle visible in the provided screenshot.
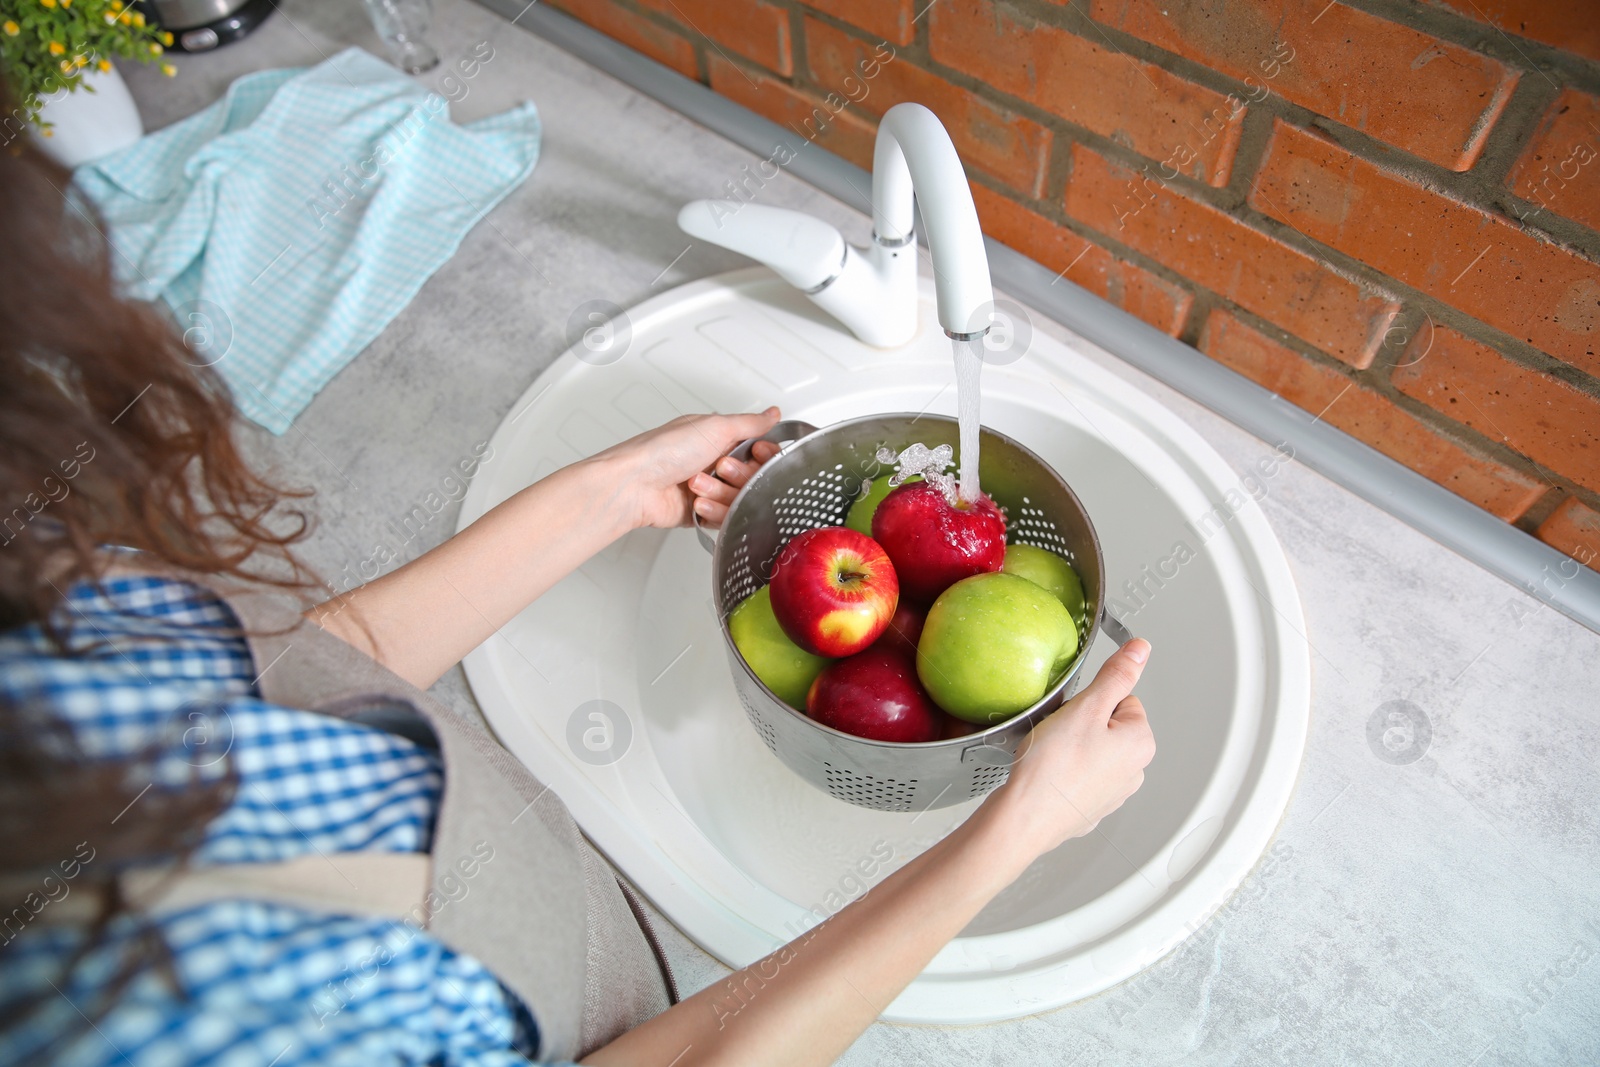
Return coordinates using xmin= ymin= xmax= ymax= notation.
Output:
xmin=678 ymin=201 xmax=846 ymax=293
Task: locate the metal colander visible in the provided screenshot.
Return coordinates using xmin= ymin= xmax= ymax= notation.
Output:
xmin=697 ymin=413 xmax=1124 ymax=812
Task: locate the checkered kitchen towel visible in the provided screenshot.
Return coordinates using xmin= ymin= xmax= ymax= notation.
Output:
xmin=75 ymin=47 xmax=541 ymax=434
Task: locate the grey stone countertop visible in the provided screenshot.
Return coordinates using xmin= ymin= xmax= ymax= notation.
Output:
xmin=115 ymin=2 xmax=1599 ymax=1063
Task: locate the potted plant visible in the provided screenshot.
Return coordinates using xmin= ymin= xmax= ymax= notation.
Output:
xmin=1 ymin=0 xmax=175 ymax=167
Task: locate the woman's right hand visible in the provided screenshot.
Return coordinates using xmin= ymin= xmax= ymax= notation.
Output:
xmin=984 ymin=639 xmax=1156 ymax=858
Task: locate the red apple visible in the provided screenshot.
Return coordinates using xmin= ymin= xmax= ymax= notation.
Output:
xmin=878 ymin=602 xmax=925 ymax=660
xmin=768 ymin=527 xmax=899 ymax=657
xmin=940 ymin=713 xmax=980 ymax=739
xmin=805 ymin=645 xmax=941 ymax=743
xmin=870 ymin=482 xmax=1006 ymax=605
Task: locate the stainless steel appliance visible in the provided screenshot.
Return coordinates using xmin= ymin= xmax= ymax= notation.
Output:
xmin=141 ymin=0 xmax=274 ymax=53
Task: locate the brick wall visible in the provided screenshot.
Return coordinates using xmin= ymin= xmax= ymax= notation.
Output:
xmin=549 ymin=0 xmax=1600 ymax=573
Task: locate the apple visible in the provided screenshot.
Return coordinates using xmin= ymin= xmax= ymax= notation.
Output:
xmin=844 ymin=474 xmax=919 ymax=536
xmin=940 ymin=713 xmax=980 ymax=739
xmin=728 ymin=585 xmax=831 ymax=709
xmin=878 ymin=602 xmax=925 ymax=660
xmin=871 ymin=482 xmax=1006 ymax=605
xmin=805 ymin=645 xmax=941 ymax=743
xmin=768 ymin=527 xmax=899 ymax=657
xmin=916 ymin=572 xmax=1080 ymax=724
xmin=1002 ymin=544 xmax=1087 ymax=624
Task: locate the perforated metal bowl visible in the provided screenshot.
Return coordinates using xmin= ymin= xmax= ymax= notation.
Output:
xmin=697 ymin=413 xmax=1126 ymax=812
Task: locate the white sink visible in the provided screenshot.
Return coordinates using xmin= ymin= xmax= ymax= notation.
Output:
xmin=457 ymin=268 xmax=1309 ymax=1023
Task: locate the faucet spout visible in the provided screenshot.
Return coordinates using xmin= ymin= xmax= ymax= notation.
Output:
xmin=872 ymin=103 xmax=994 ymax=340
xmin=677 ymin=102 xmax=993 ymax=349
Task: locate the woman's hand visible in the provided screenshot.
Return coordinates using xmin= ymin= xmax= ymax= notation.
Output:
xmin=592 ymin=406 xmax=785 ymax=530
xmin=583 ymin=640 xmax=1156 ymax=1067
xmin=311 ymin=407 xmax=788 ymax=689
xmin=686 ymin=436 xmax=783 ymax=527
xmin=984 ymin=639 xmax=1157 ymax=858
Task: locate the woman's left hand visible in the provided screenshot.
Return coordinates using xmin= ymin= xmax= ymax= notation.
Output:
xmin=594 ymin=407 xmax=785 ymax=530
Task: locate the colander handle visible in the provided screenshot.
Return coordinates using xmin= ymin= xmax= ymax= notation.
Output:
xmin=1059 ymin=607 xmax=1138 ymax=701
xmin=1099 ymin=607 xmax=1134 ymax=646
xmin=694 ymin=419 xmax=821 ymax=554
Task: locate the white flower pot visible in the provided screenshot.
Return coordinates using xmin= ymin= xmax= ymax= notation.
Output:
xmin=30 ymin=63 xmax=144 ymax=169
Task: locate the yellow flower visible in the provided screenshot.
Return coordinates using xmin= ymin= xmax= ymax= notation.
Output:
xmin=131 ymin=11 xmax=144 ymax=26
xmin=2 ymin=20 xmax=17 ymax=35
xmin=162 ymin=31 xmax=173 ymax=45
xmin=60 ymin=0 xmax=71 ymax=8
xmin=160 ymin=61 xmax=176 ymax=77
xmin=58 ymin=59 xmax=71 ymax=72
xmin=118 ymin=11 xmax=129 ymax=22
xmin=41 ymin=128 xmax=54 ymax=137
xmin=48 ymin=40 xmax=65 ymax=55
xmin=98 ymin=58 xmax=112 ymax=72
xmin=148 ymin=41 xmax=162 ymax=55
xmin=40 ymin=0 xmax=56 ymax=9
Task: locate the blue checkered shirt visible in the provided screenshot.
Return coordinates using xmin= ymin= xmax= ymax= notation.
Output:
xmin=0 ymin=574 xmax=566 ymax=1065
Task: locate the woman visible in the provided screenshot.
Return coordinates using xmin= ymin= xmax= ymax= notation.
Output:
xmin=0 ymin=105 xmax=1155 ymax=1066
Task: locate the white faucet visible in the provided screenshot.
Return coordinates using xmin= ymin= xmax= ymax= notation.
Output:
xmin=677 ymin=102 xmax=993 ymax=349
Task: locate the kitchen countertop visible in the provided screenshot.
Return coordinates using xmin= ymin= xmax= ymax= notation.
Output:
xmin=115 ymin=3 xmax=1600 ymax=1063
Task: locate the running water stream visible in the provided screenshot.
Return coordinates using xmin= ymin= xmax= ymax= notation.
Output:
xmin=953 ymin=335 xmax=983 ymax=504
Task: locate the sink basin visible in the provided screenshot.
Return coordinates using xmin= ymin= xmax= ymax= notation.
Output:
xmin=457 ymin=267 xmax=1309 ymax=1023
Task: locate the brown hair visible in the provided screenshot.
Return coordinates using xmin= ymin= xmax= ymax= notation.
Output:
xmin=0 ymin=82 xmax=319 ymax=1038
xmin=0 ymin=141 xmax=315 ymax=632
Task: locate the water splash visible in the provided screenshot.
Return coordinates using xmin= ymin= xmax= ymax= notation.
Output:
xmin=953 ymin=335 xmax=983 ymax=502
xmin=876 ymin=443 xmax=957 ymax=504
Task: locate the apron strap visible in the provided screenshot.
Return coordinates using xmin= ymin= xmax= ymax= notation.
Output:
xmin=12 ymin=852 xmax=433 ymax=925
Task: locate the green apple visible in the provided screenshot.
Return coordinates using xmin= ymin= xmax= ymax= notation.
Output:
xmin=1002 ymin=543 xmax=1087 ymax=624
xmin=729 ymin=585 xmax=830 ymax=709
xmin=916 ymin=572 xmax=1080 ymax=724
xmin=844 ymin=474 xmax=919 ymax=536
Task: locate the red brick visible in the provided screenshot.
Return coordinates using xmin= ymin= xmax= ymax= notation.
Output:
xmin=1425 ymin=0 xmax=1600 ymax=65
xmin=1536 ymin=497 xmax=1600 ymax=572
xmin=1508 ymin=88 xmax=1600 ymax=235
xmin=1251 ymin=121 xmax=1600 ymax=375
xmin=1085 ymin=0 xmax=1517 ymax=172
xmin=1063 ymin=143 xmax=1399 ymax=367
xmin=971 ymin=183 xmax=1192 ymax=336
xmin=636 ymin=0 xmax=793 ymax=76
xmin=1201 ymin=310 xmax=1545 ymax=519
xmin=804 ymin=0 xmax=915 ymax=47
xmin=1392 ymin=324 xmax=1600 ymax=494
xmin=708 ymin=55 xmax=879 ymax=171
xmin=932 ymin=0 xmax=1245 ymax=186
xmin=546 ymin=0 xmax=699 ymax=79
xmin=805 ymin=18 xmax=1052 ymax=196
